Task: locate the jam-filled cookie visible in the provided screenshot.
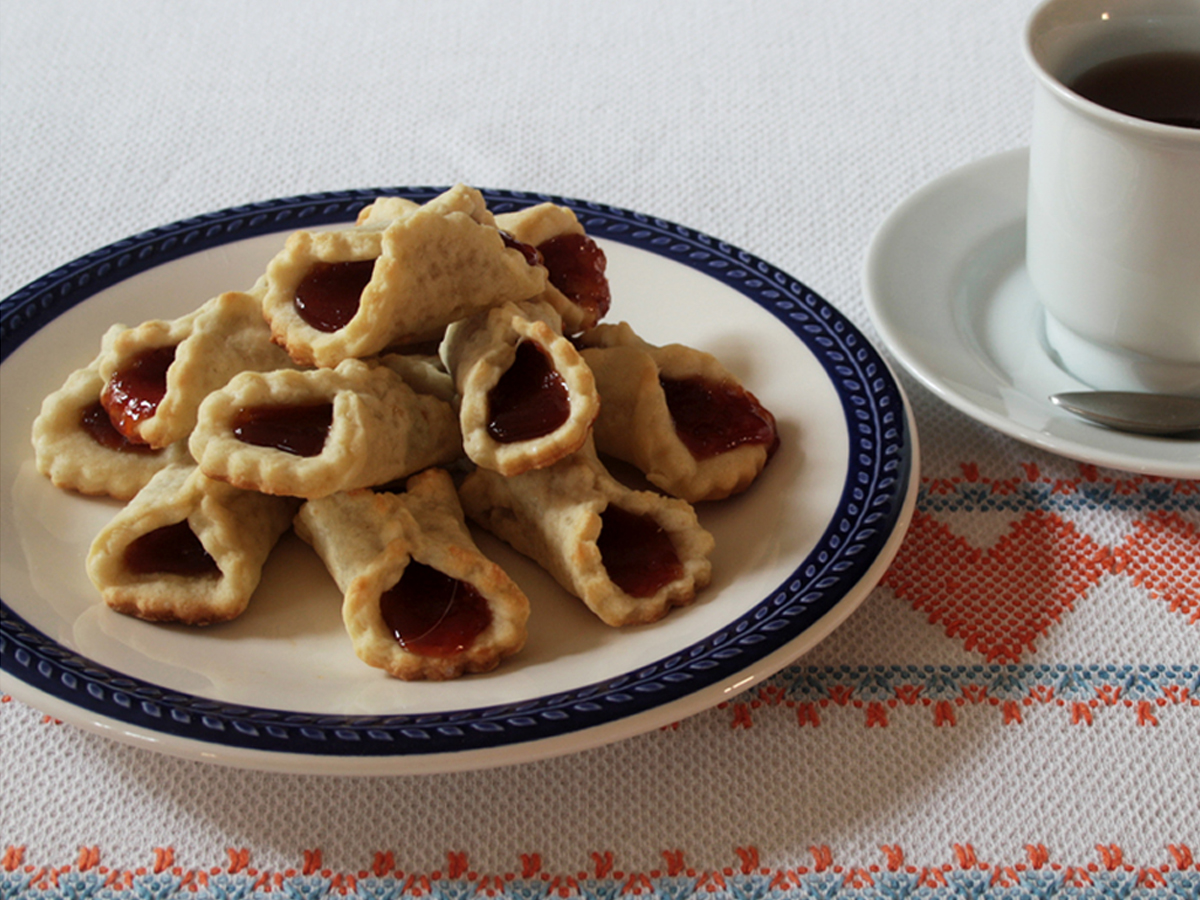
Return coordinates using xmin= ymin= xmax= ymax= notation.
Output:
xmin=188 ymin=358 xmax=461 ymax=499
xmin=578 ymin=322 xmax=779 ymax=502
xmin=458 ymin=439 xmax=714 ymax=627
xmin=440 ymin=299 xmax=599 ymax=476
xmin=96 ymin=289 xmax=293 ymax=450
xmin=294 ymin=468 xmax=530 ymax=680
xmin=261 ymin=184 xmax=547 ymax=367
xmin=32 ymin=326 xmax=191 ymax=500
xmin=494 ymin=203 xmax=611 ymax=335
xmin=86 ymin=463 xmax=298 ymax=625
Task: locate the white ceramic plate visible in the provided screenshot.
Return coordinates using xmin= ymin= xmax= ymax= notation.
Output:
xmin=1 ymin=188 xmax=917 ymax=774
xmin=864 ymin=148 xmax=1200 ymax=479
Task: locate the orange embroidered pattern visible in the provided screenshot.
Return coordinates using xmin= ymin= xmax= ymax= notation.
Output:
xmin=3 ymin=844 xmax=1196 ymax=897
xmin=883 ymin=464 xmax=1199 ymax=663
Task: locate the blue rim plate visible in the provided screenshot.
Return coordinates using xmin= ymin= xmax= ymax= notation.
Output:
xmin=0 ymin=188 xmax=917 ymax=774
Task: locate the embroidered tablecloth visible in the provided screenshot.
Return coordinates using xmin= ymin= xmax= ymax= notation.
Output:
xmin=1 ymin=1 xmax=1196 ymax=896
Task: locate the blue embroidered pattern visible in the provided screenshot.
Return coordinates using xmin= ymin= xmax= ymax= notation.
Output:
xmin=739 ymin=664 xmax=1200 ymax=730
xmin=777 ymin=664 xmax=1200 ymax=703
xmin=917 ymin=477 xmax=1200 ymax=515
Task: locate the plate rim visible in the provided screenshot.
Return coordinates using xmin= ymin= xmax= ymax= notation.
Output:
xmin=863 ymin=148 xmax=1200 ymax=480
xmin=1 ymin=186 xmax=916 ymax=772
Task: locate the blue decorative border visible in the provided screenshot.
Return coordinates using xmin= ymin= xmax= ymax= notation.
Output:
xmin=0 ymin=187 xmax=913 ymax=760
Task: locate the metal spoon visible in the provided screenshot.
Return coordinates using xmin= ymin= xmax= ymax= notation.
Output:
xmin=1050 ymin=391 xmax=1200 ymax=437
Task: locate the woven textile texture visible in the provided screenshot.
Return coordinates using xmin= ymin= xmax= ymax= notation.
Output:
xmin=1 ymin=0 xmax=1196 ymax=893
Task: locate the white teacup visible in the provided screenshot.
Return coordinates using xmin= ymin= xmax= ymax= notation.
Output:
xmin=1023 ymin=0 xmax=1200 ymax=397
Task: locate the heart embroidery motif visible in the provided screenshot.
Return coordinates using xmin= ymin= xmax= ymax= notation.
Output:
xmin=881 ymin=510 xmax=1198 ymax=662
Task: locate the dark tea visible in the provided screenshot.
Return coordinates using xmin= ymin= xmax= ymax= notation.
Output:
xmin=1068 ymin=50 xmax=1200 ymax=129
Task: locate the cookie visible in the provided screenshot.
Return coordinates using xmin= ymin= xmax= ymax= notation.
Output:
xmin=32 ymin=326 xmax=190 ymax=499
xmin=86 ymin=463 xmax=298 ymax=625
xmin=261 ymin=185 xmax=548 ymax=367
xmin=579 ymin=322 xmax=778 ymax=502
xmin=189 ymin=358 xmax=461 ymax=499
xmin=96 ymin=289 xmax=292 ymax=449
xmin=294 ymin=468 xmax=529 ymax=680
xmin=494 ymin=203 xmax=611 ymax=334
xmin=458 ymin=440 xmax=713 ymax=627
xmin=440 ymin=299 xmax=599 ymax=476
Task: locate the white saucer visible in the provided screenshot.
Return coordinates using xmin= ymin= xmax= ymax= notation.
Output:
xmin=864 ymin=148 xmax=1200 ymax=479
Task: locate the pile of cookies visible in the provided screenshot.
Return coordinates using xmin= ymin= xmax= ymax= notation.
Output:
xmin=32 ymin=185 xmax=779 ymax=681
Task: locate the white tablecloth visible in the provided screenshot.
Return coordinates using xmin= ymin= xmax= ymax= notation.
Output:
xmin=2 ymin=1 xmax=1197 ymax=894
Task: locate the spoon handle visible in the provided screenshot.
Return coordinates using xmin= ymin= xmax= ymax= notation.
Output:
xmin=1050 ymin=391 xmax=1200 ymax=437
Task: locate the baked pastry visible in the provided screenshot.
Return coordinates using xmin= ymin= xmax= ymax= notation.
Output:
xmin=494 ymin=203 xmax=611 ymax=334
xmin=32 ymin=326 xmax=191 ymax=500
xmin=354 ymin=195 xmax=421 ymax=228
xmin=458 ymin=440 xmax=714 ymax=627
xmin=96 ymin=289 xmax=293 ymax=449
xmin=294 ymin=468 xmax=530 ymax=680
xmin=86 ymin=463 xmax=298 ymax=625
xmin=440 ymin=299 xmax=599 ymax=476
xmin=188 ymin=358 xmax=461 ymax=499
xmin=578 ymin=322 xmax=778 ymax=502
xmin=375 ymin=352 xmax=456 ymax=405
xmin=261 ymin=184 xmax=548 ymax=367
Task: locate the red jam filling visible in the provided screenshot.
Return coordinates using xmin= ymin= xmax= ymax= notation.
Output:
xmin=231 ymin=402 xmax=334 ymax=457
xmin=596 ymin=505 xmax=684 ymax=598
xmin=500 ymin=231 xmax=543 ymax=268
xmin=379 ymin=561 xmax=492 ymax=657
xmin=100 ymin=345 xmax=176 ymax=442
xmin=294 ymin=259 xmax=376 ymax=332
xmin=124 ymin=521 xmax=220 ymax=578
xmin=660 ymin=376 xmax=779 ymax=461
xmin=486 ymin=341 xmax=570 ymax=443
xmin=80 ymin=401 xmax=159 ymax=454
xmin=537 ymin=233 xmax=611 ymax=323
